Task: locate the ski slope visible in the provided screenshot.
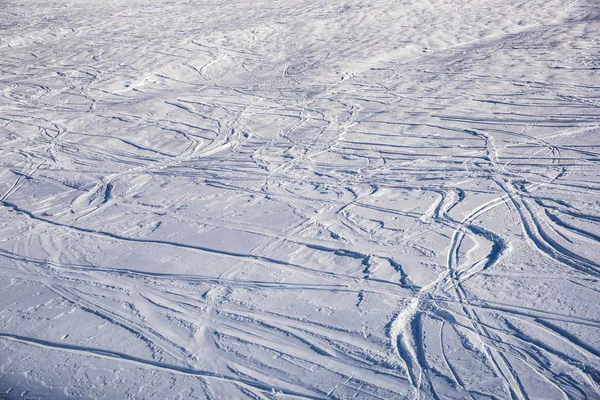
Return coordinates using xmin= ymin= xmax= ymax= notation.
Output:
xmin=1 ymin=0 xmax=599 ymax=398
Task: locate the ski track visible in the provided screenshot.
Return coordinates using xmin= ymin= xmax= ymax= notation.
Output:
xmin=1 ymin=0 xmax=599 ymax=398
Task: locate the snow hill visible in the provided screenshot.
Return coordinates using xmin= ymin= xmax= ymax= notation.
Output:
xmin=1 ymin=0 xmax=599 ymax=398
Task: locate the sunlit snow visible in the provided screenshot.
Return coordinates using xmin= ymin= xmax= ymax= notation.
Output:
xmin=1 ymin=0 xmax=599 ymax=398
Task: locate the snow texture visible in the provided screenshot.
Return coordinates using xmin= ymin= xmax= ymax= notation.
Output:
xmin=1 ymin=0 xmax=599 ymax=398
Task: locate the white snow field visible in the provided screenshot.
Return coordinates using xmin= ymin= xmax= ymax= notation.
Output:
xmin=1 ymin=0 xmax=600 ymax=398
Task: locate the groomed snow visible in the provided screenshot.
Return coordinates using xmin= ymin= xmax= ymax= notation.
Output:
xmin=1 ymin=0 xmax=599 ymax=398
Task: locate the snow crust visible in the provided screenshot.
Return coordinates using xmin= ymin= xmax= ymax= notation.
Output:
xmin=1 ymin=0 xmax=599 ymax=398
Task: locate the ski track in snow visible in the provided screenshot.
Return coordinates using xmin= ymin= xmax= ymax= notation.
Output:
xmin=1 ymin=0 xmax=599 ymax=398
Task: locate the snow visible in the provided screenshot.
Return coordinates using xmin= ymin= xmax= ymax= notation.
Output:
xmin=1 ymin=0 xmax=599 ymax=398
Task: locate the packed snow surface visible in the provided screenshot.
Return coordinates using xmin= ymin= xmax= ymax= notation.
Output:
xmin=1 ymin=0 xmax=600 ymax=398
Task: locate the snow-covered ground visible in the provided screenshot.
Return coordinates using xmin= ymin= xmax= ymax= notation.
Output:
xmin=1 ymin=0 xmax=599 ymax=398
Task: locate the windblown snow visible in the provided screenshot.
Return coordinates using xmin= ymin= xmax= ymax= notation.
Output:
xmin=1 ymin=0 xmax=599 ymax=398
